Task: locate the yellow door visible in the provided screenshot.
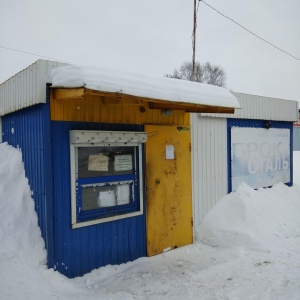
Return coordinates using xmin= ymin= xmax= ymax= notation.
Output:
xmin=145 ymin=125 xmax=193 ymax=256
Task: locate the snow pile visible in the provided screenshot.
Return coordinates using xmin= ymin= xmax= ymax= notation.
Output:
xmin=198 ymin=182 xmax=300 ymax=253
xmin=0 ymin=143 xmax=85 ymax=300
xmin=51 ymin=65 xmax=240 ymax=109
xmin=0 ymin=143 xmax=46 ymax=266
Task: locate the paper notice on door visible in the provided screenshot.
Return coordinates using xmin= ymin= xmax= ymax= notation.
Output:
xmin=166 ymin=145 xmax=174 ymax=160
xmin=117 ymin=184 xmax=130 ymax=205
xmin=114 ymin=155 xmax=133 ymax=171
xmin=88 ymin=154 xmax=109 ymax=171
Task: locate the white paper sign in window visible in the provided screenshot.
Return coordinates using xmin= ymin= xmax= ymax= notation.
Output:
xmin=98 ymin=190 xmax=116 ymax=207
xmin=114 ymin=155 xmax=133 ymax=171
xmin=117 ymin=184 xmax=130 ymax=205
xmin=88 ymin=154 xmax=109 ymax=172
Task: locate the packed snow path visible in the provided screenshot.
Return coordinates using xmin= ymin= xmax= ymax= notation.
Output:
xmin=0 ymin=143 xmax=300 ymax=300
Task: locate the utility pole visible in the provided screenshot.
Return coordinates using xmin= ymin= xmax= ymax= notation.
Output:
xmin=192 ymin=0 xmax=196 ymax=81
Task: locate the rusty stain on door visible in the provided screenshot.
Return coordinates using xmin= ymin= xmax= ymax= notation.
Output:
xmin=145 ymin=125 xmax=193 ymax=256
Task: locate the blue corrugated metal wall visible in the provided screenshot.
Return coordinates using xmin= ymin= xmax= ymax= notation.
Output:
xmin=227 ymin=119 xmax=293 ymax=192
xmin=1 ymin=101 xmax=55 ymax=266
xmin=293 ymin=127 xmax=300 ymax=151
xmin=2 ymin=102 xmax=147 ymax=278
xmin=51 ymin=121 xmax=146 ymax=278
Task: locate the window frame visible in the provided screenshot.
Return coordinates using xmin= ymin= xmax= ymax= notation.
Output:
xmin=70 ymin=130 xmax=146 ymax=229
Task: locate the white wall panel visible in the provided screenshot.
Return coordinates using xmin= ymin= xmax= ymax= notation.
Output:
xmin=191 ymin=114 xmax=228 ymax=236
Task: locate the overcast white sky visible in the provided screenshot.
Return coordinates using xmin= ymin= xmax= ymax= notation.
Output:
xmin=0 ymin=0 xmax=299 ymax=103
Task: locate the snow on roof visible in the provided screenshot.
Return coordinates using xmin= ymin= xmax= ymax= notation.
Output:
xmin=51 ymin=65 xmax=240 ymax=109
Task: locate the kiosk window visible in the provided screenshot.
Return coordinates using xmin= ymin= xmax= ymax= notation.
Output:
xmin=78 ymin=146 xmax=134 ymax=177
xmin=70 ymin=130 xmax=146 ymax=228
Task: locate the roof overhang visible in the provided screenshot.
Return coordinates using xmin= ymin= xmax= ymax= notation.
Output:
xmin=50 ymin=65 xmax=240 ymax=114
xmin=51 ymin=87 xmax=236 ymax=114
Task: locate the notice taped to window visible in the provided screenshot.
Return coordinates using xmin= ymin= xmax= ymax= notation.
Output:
xmin=88 ymin=154 xmax=109 ymax=171
xmin=117 ymin=184 xmax=130 ymax=205
xmin=98 ymin=190 xmax=116 ymax=207
xmin=114 ymin=155 xmax=133 ymax=171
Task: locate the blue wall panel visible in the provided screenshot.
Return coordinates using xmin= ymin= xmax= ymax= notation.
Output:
xmin=51 ymin=121 xmax=146 ymax=278
xmin=227 ymin=119 xmax=294 ymax=192
xmin=1 ymin=101 xmax=54 ymax=266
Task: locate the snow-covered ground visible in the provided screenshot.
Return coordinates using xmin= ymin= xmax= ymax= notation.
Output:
xmin=0 ymin=143 xmax=299 ymax=300
xmin=294 ymin=151 xmax=300 ymax=185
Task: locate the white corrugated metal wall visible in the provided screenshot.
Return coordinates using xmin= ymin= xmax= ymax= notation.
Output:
xmin=201 ymin=92 xmax=299 ymax=121
xmin=191 ymin=114 xmax=227 ymax=236
xmin=0 ymin=60 xmax=67 ymax=116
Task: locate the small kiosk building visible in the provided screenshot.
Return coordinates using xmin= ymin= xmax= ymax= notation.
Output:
xmin=0 ymin=60 xmax=239 ymax=277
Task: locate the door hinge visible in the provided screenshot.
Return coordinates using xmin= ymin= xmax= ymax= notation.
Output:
xmin=191 ymin=217 xmax=193 ymax=227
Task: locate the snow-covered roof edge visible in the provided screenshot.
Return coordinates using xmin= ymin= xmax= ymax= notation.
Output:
xmin=51 ymin=65 xmax=240 ymax=109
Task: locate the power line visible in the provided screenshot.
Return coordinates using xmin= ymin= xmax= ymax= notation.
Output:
xmin=199 ymin=0 xmax=300 ymax=61
xmin=0 ymin=45 xmax=71 ymax=64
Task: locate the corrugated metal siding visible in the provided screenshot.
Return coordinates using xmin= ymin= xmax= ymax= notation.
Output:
xmin=227 ymin=119 xmax=294 ymax=192
xmin=52 ymin=121 xmax=146 ymax=278
xmin=0 ymin=60 xmax=67 ymax=116
xmin=50 ymin=94 xmax=190 ymax=125
xmin=293 ymin=127 xmax=300 ymax=151
xmin=191 ymin=114 xmax=228 ymax=231
xmin=1 ymin=100 xmax=54 ymax=264
xmin=200 ymin=92 xmax=298 ymax=122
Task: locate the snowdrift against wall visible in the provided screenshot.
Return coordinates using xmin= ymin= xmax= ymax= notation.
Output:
xmin=0 ymin=143 xmax=46 ymax=266
xmin=198 ymin=182 xmax=300 ymax=253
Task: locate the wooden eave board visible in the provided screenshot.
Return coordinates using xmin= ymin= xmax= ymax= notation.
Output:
xmin=50 ymin=87 xmax=235 ymax=114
